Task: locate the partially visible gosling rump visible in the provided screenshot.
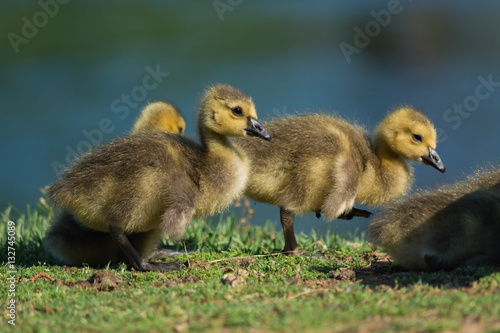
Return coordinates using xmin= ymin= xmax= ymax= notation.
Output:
xmin=233 ymin=107 xmax=445 ymax=254
xmin=44 ymin=84 xmax=271 ymax=271
xmin=131 ymin=101 xmax=186 ymax=135
xmin=369 ymin=167 xmax=500 ymax=271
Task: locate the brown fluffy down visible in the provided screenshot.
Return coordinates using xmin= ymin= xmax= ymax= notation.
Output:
xmin=44 ymin=84 xmax=270 ymax=269
xmin=369 ymin=167 xmax=500 ymax=271
xmin=233 ymin=106 xmax=444 ymax=254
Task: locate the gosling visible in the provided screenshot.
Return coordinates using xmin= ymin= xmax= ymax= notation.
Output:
xmin=131 ymin=101 xmax=186 ymax=135
xmin=44 ymin=101 xmax=188 ymax=262
xmin=233 ymin=107 xmax=445 ymax=254
xmin=44 ymin=84 xmax=271 ymax=271
xmin=369 ymin=167 xmax=500 ymax=271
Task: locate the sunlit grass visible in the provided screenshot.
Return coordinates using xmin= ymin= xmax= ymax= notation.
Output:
xmin=1 ymin=204 xmax=499 ymax=332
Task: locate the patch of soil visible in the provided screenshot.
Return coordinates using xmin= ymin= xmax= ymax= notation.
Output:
xmin=329 ymin=267 xmax=356 ymax=281
xmin=221 ymin=272 xmax=247 ymax=287
xmin=27 ymin=269 xmax=124 ymax=291
xmin=58 ymin=265 xmax=76 ymax=273
xmin=363 ymin=251 xmax=390 ymax=262
xmin=186 ymin=260 xmax=213 ymax=270
xmin=302 ymin=278 xmax=341 ymax=288
xmin=60 ymin=270 xmax=124 ymax=291
xmin=163 ymin=274 xmax=203 ymax=287
xmin=353 ymin=252 xmax=408 ymax=287
xmin=232 ymin=257 xmax=254 ymax=267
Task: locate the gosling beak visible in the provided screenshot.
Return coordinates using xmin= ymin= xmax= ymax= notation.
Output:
xmin=245 ymin=118 xmax=272 ymax=141
xmin=421 ymin=147 xmax=446 ymax=173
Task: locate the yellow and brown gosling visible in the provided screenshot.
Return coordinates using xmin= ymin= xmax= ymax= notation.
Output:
xmin=369 ymin=167 xmax=500 ymax=271
xmin=233 ymin=106 xmax=445 ymax=254
xmin=44 ymin=84 xmax=271 ymax=271
xmin=42 ymin=102 xmax=188 ymax=263
xmin=131 ymin=101 xmax=186 ymax=135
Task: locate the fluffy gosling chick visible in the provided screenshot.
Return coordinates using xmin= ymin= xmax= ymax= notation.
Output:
xmin=44 ymin=101 xmax=188 ymax=264
xmin=131 ymin=101 xmax=186 ymax=135
xmin=233 ymin=107 xmax=445 ymax=254
xmin=44 ymin=84 xmax=271 ymax=271
xmin=369 ymin=167 xmax=500 ymax=271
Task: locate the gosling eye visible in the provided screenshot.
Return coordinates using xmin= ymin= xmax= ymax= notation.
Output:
xmin=178 ymin=127 xmax=183 ymax=134
xmin=231 ymin=106 xmax=243 ymax=116
xmin=413 ymin=134 xmax=422 ymax=142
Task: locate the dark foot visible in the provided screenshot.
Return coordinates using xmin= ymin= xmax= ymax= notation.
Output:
xmin=109 ymin=225 xmax=182 ymax=272
xmin=338 ymin=207 xmax=372 ymax=220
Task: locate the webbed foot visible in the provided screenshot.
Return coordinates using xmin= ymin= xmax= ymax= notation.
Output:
xmin=338 ymin=207 xmax=372 ymax=220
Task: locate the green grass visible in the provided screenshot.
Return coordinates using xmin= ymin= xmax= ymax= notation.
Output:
xmin=1 ymin=203 xmax=500 ymax=332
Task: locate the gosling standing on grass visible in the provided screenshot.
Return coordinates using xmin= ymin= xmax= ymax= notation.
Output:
xmin=369 ymin=167 xmax=500 ymax=271
xmin=233 ymin=107 xmax=445 ymax=254
xmin=43 ymin=101 xmax=188 ymax=264
xmin=44 ymin=84 xmax=271 ymax=271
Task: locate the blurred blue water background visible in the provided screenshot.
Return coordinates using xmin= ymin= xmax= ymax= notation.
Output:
xmin=2 ymin=0 xmax=500 ymax=236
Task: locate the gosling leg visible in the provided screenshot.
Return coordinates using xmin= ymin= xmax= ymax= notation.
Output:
xmin=280 ymin=207 xmax=299 ymax=255
xmin=109 ymin=225 xmax=179 ymax=272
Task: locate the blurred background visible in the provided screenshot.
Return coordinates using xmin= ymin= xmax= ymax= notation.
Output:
xmin=1 ymin=0 xmax=499 ymax=236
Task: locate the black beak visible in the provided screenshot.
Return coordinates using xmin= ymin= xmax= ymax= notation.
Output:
xmin=421 ymin=147 xmax=445 ymax=173
xmin=245 ymin=118 xmax=272 ymax=141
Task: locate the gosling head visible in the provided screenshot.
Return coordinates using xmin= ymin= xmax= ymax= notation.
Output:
xmin=375 ymin=106 xmax=445 ymax=173
xmin=132 ymin=102 xmax=186 ymax=135
xmin=199 ymin=84 xmax=271 ymax=141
